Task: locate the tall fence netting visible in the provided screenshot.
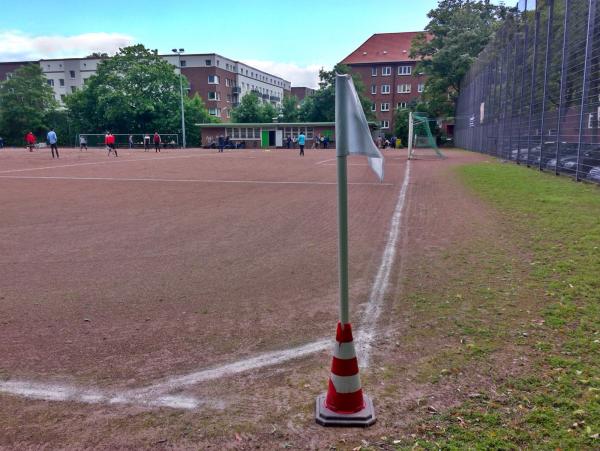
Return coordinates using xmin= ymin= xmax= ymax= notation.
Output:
xmin=455 ymin=0 xmax=600 ymax=183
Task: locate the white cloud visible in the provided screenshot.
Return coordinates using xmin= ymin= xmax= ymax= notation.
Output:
xmin=0 ymin=30 xmax=134 ymax=60
xmin=242 ymin=59 xmax=330 ymax=89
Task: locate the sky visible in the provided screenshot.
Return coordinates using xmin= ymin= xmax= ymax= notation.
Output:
xmin=0 ymin=0 xmax=504 ymax=88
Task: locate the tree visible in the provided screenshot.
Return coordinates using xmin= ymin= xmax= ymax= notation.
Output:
xmin=66 ymin=44 xmax=193 ymax=137
xmin=298 ymin=64 xmax=374 ymax=122
xmin=230 ymin=92 xmax=281 ymax=123
xmin=184 ymin=93 xmax=217 ymax=146
xmin=410 ymin=0 xmax=511 ymax=117
xmin=0 ymin=64 xmax=57 ymax=144
xmin=281 ymin=95 xmax=299 ymax=122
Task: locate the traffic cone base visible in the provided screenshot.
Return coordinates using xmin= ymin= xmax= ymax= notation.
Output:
xmin=315 ymin=393 xmax=376 ymax=427
xmin=315 ymin=322 xmax=376 ymax=427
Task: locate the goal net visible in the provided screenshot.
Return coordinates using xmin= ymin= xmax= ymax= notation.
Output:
xmin=77 ymin=134 xmax=180 ymax=149
xmin=407 ymin=113 xmax=446 ymax=160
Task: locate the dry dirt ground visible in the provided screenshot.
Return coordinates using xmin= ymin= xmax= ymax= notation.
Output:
xmin=0 ymin=147 xmax=536 ymax=449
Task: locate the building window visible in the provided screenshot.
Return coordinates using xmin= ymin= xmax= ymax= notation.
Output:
xmin=417 ymin=83 xmax=424 ymax=93
xmin=209 ymin=108 xmax=221 ymax=117
xmin=69 ymin=70 xmax=76 ymax=79
xmin=381 ymin=103 xmax=390 ymax=112
xmin=382 ymin=66 xmax=391 ymax=76
xmin=397 ymin=102 xmax=407 ymax=109
xmin=371 ymin=103 xmax=376 ymax=112
xmin=59 ymin=79 xmax=65 ymax=86
xmin=371 ymin=84 xmax=377 ymax=95
xmin=208 ymin=75 xmax=220 ymax=84
xmin=397 ymin=84 xmax=412 ymax=93
xmin=180 ymin=60 xmax=186 ymax=67
xmin=47 ymin=79 xmax=54 ymax=87
xmin=60 ymin=94 xmax=66 ymax=102
xmin=205 ymin=59 xmax=212 ymax=66
xmin=371 ymin=67 xmax=377 ymax=76
xmin=225 ymin=78 xmax=231 ymax=87
xmin=208 ymin=91 xmax=220 ymax=101
xmin=381 ymin=120 xmax=390 ymax=129
xmin=381 ymin=85 xmax=390 ymax=94
xmin=70 ymin=86 xmax=76 ymax=93
xmin=398 ymin=66 xmax=412 ymax=75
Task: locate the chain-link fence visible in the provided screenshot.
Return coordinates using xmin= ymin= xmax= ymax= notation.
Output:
xmin=455 ymin=0 xmax=600 ymax=183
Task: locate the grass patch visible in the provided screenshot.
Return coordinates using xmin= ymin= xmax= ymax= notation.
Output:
xmin=396 ymin=163 xmax=600 ymax=449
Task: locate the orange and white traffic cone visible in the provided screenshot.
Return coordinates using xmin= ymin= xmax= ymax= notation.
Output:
xmin=315 ymin=322 xmax=376 ymax=427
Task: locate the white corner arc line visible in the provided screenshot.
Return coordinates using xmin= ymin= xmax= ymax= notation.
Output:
xmin=357 ymin=160 xmax=411 ymax=367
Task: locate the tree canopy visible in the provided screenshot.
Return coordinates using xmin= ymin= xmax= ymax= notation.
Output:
xmin=230 ymin=92 xmax=281 ymax=123
xmin=410 ymin=0 xmax=511 ymax=117
xmin=0 ymin=64 xmax=57 ymax=144
xmin=298 ymin=64 xmax=374 ymax=122
xmin=66 ymin=44 xmax=215 ymax=143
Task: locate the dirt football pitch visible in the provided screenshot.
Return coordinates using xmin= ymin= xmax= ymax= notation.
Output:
xmin=0 ymin=146 xmax=509 ymax=449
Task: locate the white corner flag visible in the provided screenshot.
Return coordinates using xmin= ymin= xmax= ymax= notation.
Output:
xmin=336 ymin=74 xmax=384 ymax=181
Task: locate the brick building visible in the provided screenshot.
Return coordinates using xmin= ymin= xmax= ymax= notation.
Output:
xmin=0 ymin=53 xmax=291 ymax=121
xmin=290 ymin=87 xmax=316 ymax=102
xmin=340 ymin=32 xmax=428 ymax=134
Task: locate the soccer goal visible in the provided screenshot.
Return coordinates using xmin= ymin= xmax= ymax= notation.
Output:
xmin=77 ymin=134 xmax=180 ymax=149
xmin=407 ymin=112 xmax=446 ymax=160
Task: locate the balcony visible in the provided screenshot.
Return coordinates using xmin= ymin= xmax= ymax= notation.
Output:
xmin=262 ymin=93 xmax=269 ymax=100
xmin=269 ymin=95 xmax=280 ymax=102
xmin=232 ymin=86 xmax=241 ymax=94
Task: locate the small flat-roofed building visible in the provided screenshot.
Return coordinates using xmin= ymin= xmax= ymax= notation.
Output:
xmin=198 ymin=122 xmax=336 ymax=148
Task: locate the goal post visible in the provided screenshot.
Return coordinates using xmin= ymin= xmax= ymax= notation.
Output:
xmin=407 ymin=113 xmax=446 ymax=160
xmin=76 ymin=133 xmax=180 ymax=149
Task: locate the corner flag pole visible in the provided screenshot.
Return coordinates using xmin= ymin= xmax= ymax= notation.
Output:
xmin=315 ymin=74 xmax=376 ymax=427
xmin=336 ymin=112 xmax=350 ymax=326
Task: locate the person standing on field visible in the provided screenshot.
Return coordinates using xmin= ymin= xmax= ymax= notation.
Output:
xmin=105 ymin=131 xmax=117 ymax=157
xmin=143 ymin=133 xmax=150 ymax=151
xmin=298 ymin=131 xmax=306 ymax=156
xmin=128 ymin=135 xmax=134 ymax=149
xmin=25 ymin=131 xmax=36 ymax=152
xmin=153 ymin=132 xmax=161 ymax=152
xmin=79 ymin=135 xmax=87 ymax=151
xmin=47 ymin=128 xmax=59 ymax=159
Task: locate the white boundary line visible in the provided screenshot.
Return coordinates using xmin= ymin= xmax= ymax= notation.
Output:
xmin=357 ymin=160 xmax=411 ymax=367
xmin=0 ymin=152 xmax=254 ymax=175
xmin=0 ymin=175 xmax=393 ymax=187
xmin=0 ymin=161 xmax=412 ymax=410
xmin=315 ymin=158 xmax=337 ymax=165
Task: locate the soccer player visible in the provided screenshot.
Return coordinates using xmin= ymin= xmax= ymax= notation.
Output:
xmin=79 ymin=135 xmax=88 ymax=151
xmin=105 ymin=132 xmax=117 ymax=157
xmin=153 ymin=132 xmax=161 ymax=152
xmin=298 ymin=131 xmax=306 ymax=156
xmin=143 ymin=134 xmax=150 ymax=151
xmin=25 ymin=131 xmax=36 ymax=152
xmin=47 ymin=128 xmax=59 ymax=158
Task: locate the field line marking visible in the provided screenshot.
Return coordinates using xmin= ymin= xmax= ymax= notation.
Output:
xmin=134 ymin=339 xmax=331 ymax=396
xmin=316 ymin=158 xmax=336 ymax=165
xmin=0 ymin=153 xmax=226 ymax=175
xmin=0 ymin=379 xmax=201 ymax=410
xmin=356 ymin=159 xmax=411 ymax=367
xmin=0 ymin=175 xmax=394 ymax=187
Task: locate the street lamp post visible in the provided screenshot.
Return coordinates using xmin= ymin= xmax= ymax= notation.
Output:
xmin=172 ymin=48 xmax=186 ymax=149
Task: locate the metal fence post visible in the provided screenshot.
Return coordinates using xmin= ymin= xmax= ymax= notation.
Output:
xmin=526 ymin=9 xmax=541 ymax=167
xmin=516 ymin=5 xmax=531 ymax=164
xmin=554 ymin=0 xmax=570 ymax=175
xmin=576 ymin=0 xmax=596 ymax=182
xmin=539 ymin=0 xmax=555 ymax=171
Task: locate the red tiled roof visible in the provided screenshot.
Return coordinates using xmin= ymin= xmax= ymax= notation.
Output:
xmin=340 ymin=32 xmax=427 ymax=65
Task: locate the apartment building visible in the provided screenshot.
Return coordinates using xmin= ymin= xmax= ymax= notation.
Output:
xmin=290 ymin=86 xmax=316 ymax=102
xmin=340 ymin=32 xmax=428 ymax=134
xmin=0 ymin=53 xmax=291 ymax=121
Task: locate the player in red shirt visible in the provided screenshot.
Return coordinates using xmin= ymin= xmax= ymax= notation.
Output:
xmin=25 ymin=131 xmax=36 ymax=152
xmin=105 ymin=132 xmax=118 ymax=157
xmin=153 ymin=132 xmax=161 ymax=152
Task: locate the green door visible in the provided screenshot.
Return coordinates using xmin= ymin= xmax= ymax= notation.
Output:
xmin=261 ymin=130 xmax=269 ymax=148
